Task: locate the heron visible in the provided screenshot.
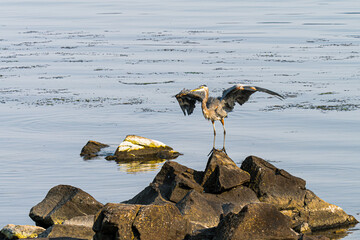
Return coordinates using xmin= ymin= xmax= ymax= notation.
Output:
xmin=175 ymin=84 xmax=284 ymax=153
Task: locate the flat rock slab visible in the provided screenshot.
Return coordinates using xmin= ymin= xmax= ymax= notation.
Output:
xmin=29 ymin=185 xmax=103 ymax=228
xmin=107 ymin=135 xmax=181 ymax=161
xmin=38 ymin=225 xmax=94 ymax=240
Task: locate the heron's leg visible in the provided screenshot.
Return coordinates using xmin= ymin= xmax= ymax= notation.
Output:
xmin=220 ymin=118 xmax=227 ymax=154
xmin=208 ymin=121 xmax=216 ymax=156
xmin=212 ymin=120 xmax=216 ymax=149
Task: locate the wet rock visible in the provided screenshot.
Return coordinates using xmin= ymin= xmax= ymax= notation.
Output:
xmin=108 ymin=135 xmax=181 ymax=161
xmin=93 ymin=203 xmax=191 ymax=240
xmin=126 ymin=160 xmax=204 ymax=204
xmin=213 ymin=203 xmax=299 ymax=240
xmin=0 ymin=224 xmax=45 ymax=239
xmin=29 ymin=185 xmax=103 ymax=228
xmin=38 ymin=225 xmax=94 ymax=240
xmin=202 ymin=150 xmax=250 ymax=193
xmin=299 ymin=235 xmax=330 ymax=240
xmin=80 ymin=140 xmax=109 ymax=159
xmin=241 ymin=155 xmax=358 ymax=231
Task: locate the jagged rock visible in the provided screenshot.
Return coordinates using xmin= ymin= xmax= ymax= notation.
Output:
xmin=80 ymin=140 xmax=109 ymax=159
xmin=176 ymin=186 xmax=259 ymax=229
xmin=241 ymin=155 xmax=358 ymax=231
xmin=126 ymin=160 xmax=204 ymax=204
xmin=0 ymin=224 xmax=45 ymax=239
xmin=213 ymin=203 xmax=299 ymax=240
xmin=216 ymin=185 xmax=259 ymax=215
xmin=202 ymin=150 xmax=250 ymax=193
xmin=108 ymin=135 xmax=181 ymax=161
xmin=29 ymin=185 xmax=103 ymax=228
xmin=93 ymin=203 xmax=191 ymax=240
xmin=241 ymin=155 xmax=306 ymax=209
xmin=38 ymin=225 xmax=94 ymax=240
xmin=124 ymin=183 xmax=171 ymax=205
xmin=176 ymin=190 xmax=224 ymax=229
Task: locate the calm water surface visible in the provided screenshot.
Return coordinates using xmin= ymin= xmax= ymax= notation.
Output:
xmin=1 ymin=0 xmax=360 ymax=238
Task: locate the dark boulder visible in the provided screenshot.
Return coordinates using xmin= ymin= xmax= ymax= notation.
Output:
xmin=213 ymin=203 xmax=299 ymax=240
xmin=241 ymin=155 xmax=306 ymax=210
xmin=202 ymin=150 xmax=250 ymax=193
xmin=176 ymin=186 xmax=259 ymax=230
xmin=241 ymin=155 xmax=358 ymax=231
xmin=80 ymin=140 xmax=109 ymax=159
xmin=125 ymin=160 xmax=204 ymax=204
xmin=176 ymin=190 xmax=224 ymax=229
xmin=93 ymin=203 xmax=140 ymax=240
xmin=29 ymin=185 xmax=103 ymax=228
xmin=93 ymin=203 xmax=191 ymax=240
xmin=133 ymin=203 xmax=192 ymax=240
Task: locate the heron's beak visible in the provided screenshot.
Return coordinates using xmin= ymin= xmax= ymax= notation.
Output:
xmin=190 ymin=87 xmax=203 ymax=92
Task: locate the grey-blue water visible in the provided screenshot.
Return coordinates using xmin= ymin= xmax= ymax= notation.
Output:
xmin=1 ymin=0 xmax=359 ymax=238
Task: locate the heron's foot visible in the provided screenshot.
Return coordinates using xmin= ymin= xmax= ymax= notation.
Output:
xmin=221 ymin=147 xmax=228 ymax=155
xmin=208 ymin=147 xmax=216 ymax=156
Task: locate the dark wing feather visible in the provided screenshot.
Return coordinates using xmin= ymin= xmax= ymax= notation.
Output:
xmin=175 ymin=88 xmax=205 ymax=116
xmin=221 ymin=84 xmax=284 ymax=112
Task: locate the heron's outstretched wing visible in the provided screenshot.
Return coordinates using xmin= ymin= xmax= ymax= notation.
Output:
xmin=175 ymin=88 xmax=205 ymax=115
xmin=221 ymin=84 xmax=284 ymax=112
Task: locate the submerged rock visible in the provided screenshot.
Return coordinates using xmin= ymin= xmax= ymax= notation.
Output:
xmin=80 ymin=140 xmax=109 ymax=159
xmin=107 ymin=135 xmax=181 ymax=161
xmin=29 ymin=185 xmax=103 ymax=228
xmin=0 ymin=224 xmax=45 ymax=239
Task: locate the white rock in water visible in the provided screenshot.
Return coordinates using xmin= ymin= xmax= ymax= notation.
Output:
xmin=117 ymin=135 xmax=168 ymax=152
xmin=1 ymin=224 xmax=45 ymax=239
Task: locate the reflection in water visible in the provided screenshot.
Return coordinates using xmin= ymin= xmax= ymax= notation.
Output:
xmin=309 ymin=224 xmax=358 ymax=240
xmin=116 ymin=158 xmax=166 ymax=174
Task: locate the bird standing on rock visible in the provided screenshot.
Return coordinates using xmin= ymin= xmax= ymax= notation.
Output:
xmin=175 ymin=84 xmax=284 ymax=153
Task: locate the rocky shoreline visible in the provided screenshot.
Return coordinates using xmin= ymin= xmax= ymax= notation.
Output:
xmin=1 ymin=150 xmax=358 ymax=240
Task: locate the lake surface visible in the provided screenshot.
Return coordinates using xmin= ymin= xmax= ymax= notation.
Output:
xmin=1 ymin=0 xmax=359 ymax=238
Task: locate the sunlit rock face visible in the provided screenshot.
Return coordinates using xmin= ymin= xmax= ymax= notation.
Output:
xmin=111 ymin=135 xmax=181 ymax=161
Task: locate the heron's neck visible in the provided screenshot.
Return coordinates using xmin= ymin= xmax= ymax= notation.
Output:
xmin=201 ymin=90 xmax=210 ymax=116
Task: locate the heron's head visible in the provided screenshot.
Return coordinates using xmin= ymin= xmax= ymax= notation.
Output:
xmin=190 ymin=85 xmax=208 ymax=93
